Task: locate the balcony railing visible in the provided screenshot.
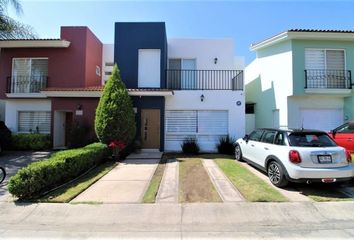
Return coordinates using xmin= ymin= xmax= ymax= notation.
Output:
xmin=166 ymin=70 xmax=243 ymax=90
xmin=304 ymin=69 xmax=352 ymax=89
xmin=6 ymin=75 xmax=48 ymax=94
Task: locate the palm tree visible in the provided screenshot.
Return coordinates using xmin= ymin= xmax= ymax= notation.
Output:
xmin=0 ymin=0 xmax=36 ymax=39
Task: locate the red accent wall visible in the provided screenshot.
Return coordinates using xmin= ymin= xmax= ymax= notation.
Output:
xmin=0 ymin=26 xmax=103 ymax=99
xmin=51 ymin=97 xmax=99 ymax=140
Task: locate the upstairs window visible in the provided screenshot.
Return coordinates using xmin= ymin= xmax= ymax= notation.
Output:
xmin=305 ymin=49 xmax=345 ymax=70
xmin=12 ymin=58 xmax=48 ymax=93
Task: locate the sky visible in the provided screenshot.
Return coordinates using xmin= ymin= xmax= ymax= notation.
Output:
xmin=8 ymin=0 xmax=354 ymax=63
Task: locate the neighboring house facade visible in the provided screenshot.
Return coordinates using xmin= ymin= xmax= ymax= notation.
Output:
xmin=0 ymin=26 xmax=103 ymax=148
xmin=245 ymin=29 xmax=354 ymax=132
xmin=115 ymin=22 xmax=245 ymax=152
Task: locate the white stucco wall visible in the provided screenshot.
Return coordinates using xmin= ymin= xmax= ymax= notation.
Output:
xmin=102 ymin=43 xmax=114 ymax=84
xmin=0 ymin=100 xmax=5 ymax=121
xmin=165 ymin=90 xmax=245 ymax=151
xmin=287 ymin=96 xmax=344 ymax=129
xmin=168 ymin=39 xmax=236 ymax=70
xmin=245 ymin=41 xmax=293 ymax=129
xmin=5 ymin=99 xmax=51 ymax=133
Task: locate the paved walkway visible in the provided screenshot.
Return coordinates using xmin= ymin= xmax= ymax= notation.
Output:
xmin=71 ymin=153 xmax=160 ymax=203
xmin=156 ymin=159 xmax=179 ymax=203
xmin=1 ymin=201 xmax=354 ymax=239
xmin=238 ymin=161 xmax=311 ymax=202
xmin=202 ymin=159 xmax=245 ymax=202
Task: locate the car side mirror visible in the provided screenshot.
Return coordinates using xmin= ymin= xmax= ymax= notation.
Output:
xmin=243 ymin=134 xmax=249 ymax=142
xmin=348 ymin=122 xmax=354 ymax=130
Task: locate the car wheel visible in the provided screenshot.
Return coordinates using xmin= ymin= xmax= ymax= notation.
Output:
xmin=267 ymin=161 xmax=288 ymax=187
xmin=235 ymin=144 xmax=243 ymax=161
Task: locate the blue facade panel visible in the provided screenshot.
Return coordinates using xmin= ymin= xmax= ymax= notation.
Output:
xmin=114 ymin=22 xmax=167 ymax=89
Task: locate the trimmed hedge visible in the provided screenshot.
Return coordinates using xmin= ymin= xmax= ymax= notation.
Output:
xmin=8 ymin=143 xmax=108 ymax=199
xmin=12 ymin=134 xmax=51 ymax=150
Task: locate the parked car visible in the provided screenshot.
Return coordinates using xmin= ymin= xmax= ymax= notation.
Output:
xmin=235 ymin=128 xmax=354 ymax=187
xmin=329 ymin=121 xmax=354 ymax=154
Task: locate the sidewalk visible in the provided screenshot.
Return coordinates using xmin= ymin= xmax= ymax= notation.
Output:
xmin=1 ymin=201 xmax=354 ymax=239
xmin=71 ymin=156 xmax=160 ymax=203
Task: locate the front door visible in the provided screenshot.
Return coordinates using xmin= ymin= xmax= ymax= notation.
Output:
xmin=141 ymin=109 xmax=160 ymax=149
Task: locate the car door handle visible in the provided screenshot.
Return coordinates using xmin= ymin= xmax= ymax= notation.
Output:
xmin=264 ymin=147 xmax=269 ymax=150
xmin=348 ymin=138 xmax=353 ymax=142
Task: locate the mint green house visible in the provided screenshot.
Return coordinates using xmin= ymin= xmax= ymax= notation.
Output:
xmin=245 ymin=29 xmax=354 ymax=133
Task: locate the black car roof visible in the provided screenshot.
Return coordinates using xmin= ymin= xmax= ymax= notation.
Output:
xmin=257 ymin=128 xmax=327 ymax=134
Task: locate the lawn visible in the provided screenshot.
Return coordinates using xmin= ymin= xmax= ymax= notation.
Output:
xmin=179 ymin=158 xmax=222 ymax=203
xmin=214 ymin=157 xmax=288 ymax=202
xmin=39 ymin=161 xmax=117 ymax=203
xmin=143 ymin=157 xmax=167 ymax=203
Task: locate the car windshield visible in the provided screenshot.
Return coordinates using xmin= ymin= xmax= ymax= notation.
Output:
xmin=288 ymin=132 xmax=337 ymax=147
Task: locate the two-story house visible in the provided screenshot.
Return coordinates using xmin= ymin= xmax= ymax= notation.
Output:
xmin=114 ymin=22 xmax=245 ymax=152
xmin=1 ymin=22 xmax=245 ymax=152
xmin=0 ymin=26 xmax=103 ymax=148
xmin=245 ymin=29 xmax=354 ymax=132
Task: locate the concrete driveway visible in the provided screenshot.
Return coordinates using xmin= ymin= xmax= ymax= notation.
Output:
xmin=0 ymin=151 xmax=51 ymax=202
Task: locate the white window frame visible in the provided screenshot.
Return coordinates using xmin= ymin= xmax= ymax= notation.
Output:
xmin=305 ymin=48 xmax=346 ymax=71
xmin=17 ymin=110 xmax=51 ymax=134
xmin=12 ymin=57 xmax=49 ymax=93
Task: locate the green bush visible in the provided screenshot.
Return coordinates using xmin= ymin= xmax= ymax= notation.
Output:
xmin=8 ymin=142 xmax=108 ymax=199
xmin=181 ymin=137 xmax=200 ymax=154
xmin=217 ymin=135 xmax=236 ymax=155
xmin=95 ymin=64 xmax=136 ymax=146
xmin=12 ymin=134 xmax=51 ymax=150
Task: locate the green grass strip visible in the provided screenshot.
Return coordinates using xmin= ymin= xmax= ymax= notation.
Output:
xmin=39 ymin=161 xmax=117 ymax=203
xmin=143 ymin=158 xmax=167 ymax=203
xmin=215 ymin=158 xmax=288 ymax=202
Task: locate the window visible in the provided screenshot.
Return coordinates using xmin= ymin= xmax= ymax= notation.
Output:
xmin=288 ymin=132 xmax=336 ymax=147
xmin=105 ymin=71 xmax=112 ymax=76
xmin=305 ymin=49 xmax=345 ymax=70
xmin=246 ymin=103 xmax=255 ymax=114
xmin=168 ymin=58 xmax=197 ymax=89
xmin=18 ymin=111 xmax=51 ymax=133
xmin=336 ymin=122 xmax=354 ymax=133
xmin=274 ymin=132 xmax=285 ymax=145
xmin=12 ymin=58 xmax=48 ymax=93
xmin=261 ymin=131 xmax=276 ymax=144
xmin=105 ymin=62 xmax=114 ymax=67
xmin=249 ymin=130 xmax=264 ymax=142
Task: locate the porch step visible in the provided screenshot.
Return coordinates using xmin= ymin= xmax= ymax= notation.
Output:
xmin=126 ymin=151 xmax=163 ymax=160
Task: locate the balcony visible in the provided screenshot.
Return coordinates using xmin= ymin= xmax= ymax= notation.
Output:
xmin=166 ymin=70 xmax=243 ymax=90
xmin=6 ymin=75 xmax=48 ymax=94
xmin=304 ymin=70 xmax=352 ymax=94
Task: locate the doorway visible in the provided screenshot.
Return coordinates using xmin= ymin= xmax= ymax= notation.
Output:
xmin=141 ymin=109 xmax=160 ymax=149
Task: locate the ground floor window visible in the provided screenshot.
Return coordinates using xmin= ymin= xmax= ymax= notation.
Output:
xmin=165 ymin=110 xmax=228 ymax=151
xmin=18 ymin=111 xmax=51 ymax=133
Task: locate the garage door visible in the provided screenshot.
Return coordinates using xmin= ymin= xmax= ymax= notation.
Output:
xmin=165 ymin=110 xmax=228 ymax=152
xmin=300 ymin=108 xmax=343 ymax=131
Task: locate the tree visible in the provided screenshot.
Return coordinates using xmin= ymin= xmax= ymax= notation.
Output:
xmin=0 ymin=0 xmax=36 ymax=39
xmin=95 ymin=65 xmax=136 ymax=145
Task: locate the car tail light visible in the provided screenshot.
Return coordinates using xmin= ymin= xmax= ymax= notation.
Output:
xmin=289 ymin=150 xmax=301 ymax=164
xmin=345 ymin=150 xmax=352 ymax=163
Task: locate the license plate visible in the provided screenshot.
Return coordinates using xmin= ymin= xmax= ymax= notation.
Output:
xmin=318 ymin=155 xmax=332 ymax=164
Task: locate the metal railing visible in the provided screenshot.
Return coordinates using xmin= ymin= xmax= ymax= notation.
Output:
xmin=6 ymin=75 xmax=48 ymax=93
xmin=166 ymin=70 xmax=243 ymax=90
xmin=304 ymin=69 xmax=352 ymax=89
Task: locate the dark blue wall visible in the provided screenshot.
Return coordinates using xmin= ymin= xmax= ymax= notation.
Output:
xmin=132 ymin=96 xmax=165 ymax=151
xmin=114 ymin=22 xmax=168 ymax=89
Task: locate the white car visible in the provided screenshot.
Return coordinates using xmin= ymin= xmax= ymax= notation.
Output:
xmin=235 ymin=128 xmax=354 ymax=187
